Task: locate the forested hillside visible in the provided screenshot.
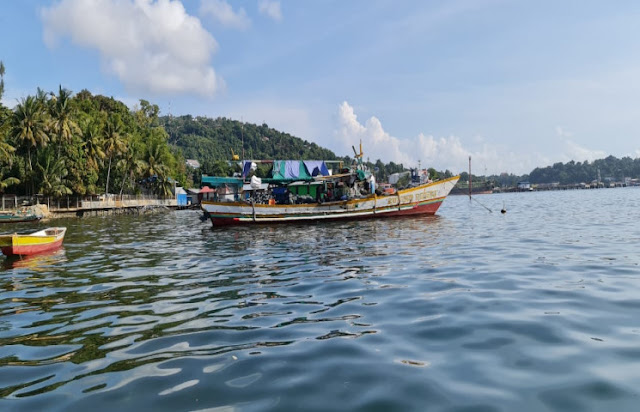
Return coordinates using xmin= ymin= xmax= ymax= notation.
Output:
xmin=161 ymin=115 xmax=337 ymax=163
xmin=528 ymin=156 xmax=639 ymax=184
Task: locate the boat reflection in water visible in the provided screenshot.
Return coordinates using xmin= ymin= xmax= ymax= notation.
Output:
xmin=2 ymin=248 xmax=67 ymax=271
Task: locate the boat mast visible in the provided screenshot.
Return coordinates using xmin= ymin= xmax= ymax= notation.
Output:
xmin=468 ymin=156 xmax=472 ymax=199
xmin=241 ymin=117 xmax=245 ymax=160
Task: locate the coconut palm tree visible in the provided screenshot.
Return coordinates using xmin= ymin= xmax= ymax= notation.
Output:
xmin=0 ymin=139 xmax=13 ymax=164
xmin=154 ymin=173 xmax=174 ymax=198
xmin=10 ymin=95 xmax=50 ymax=194
xmin=0 ymin=61 xmax=5 ymax=100
xmin=142 ymin=139 xmax=169 ymax=179
xmin=80 ymin=119 xmax=105 ymax=173
xmin=36 ymin=153 xmax=72 ymax=197
xmin=103 ymin=114 xmax=126 ymax=195
xmin=117 ymin=150 xmax=145 ymax=197
xmin=0 ymin=172 xmax=19 ymax=194
xmin=49 ymin=86 xmax=79 ymax=156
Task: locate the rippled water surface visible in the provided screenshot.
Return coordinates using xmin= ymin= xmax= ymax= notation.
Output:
xmin=2 ymin=188 xmax=640 ymax=411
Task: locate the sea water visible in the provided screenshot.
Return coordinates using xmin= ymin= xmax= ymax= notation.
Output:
xmin=1 ymin=188 xmax=640 ymax=411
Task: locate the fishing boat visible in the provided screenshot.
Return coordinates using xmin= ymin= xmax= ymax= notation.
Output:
xmin=200 ymin=145 xmax=459 ymax=226
xmin=0 ymin=209 xmax=42 ymax=223
xmin=0 ymin=227 xmax=67 ymax=256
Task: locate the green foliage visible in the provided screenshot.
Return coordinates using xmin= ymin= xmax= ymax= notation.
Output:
xmin=161 ymin=116 xmax=338 ymax=164
xmin=36 ymin=147 xmax=72 ymax=197
xmin=0 ymin=61 xmax=4 ymax=101
xmin=528 ymin=156 xmax=637 ymax=184
xmin=1 ymin=87 xmax=184 ymax=197
xmin=0 ymin=171 xmax=19 ymax=194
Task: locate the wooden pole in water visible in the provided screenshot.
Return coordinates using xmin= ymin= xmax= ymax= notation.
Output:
xmin=468 ymin=155 xmax=472 ymax=199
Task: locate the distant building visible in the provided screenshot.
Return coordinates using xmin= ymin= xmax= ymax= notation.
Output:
xmin=186 ymin=188 xmax=200 ymax=205
xmin=175 ymin=187 xmax=187 ymax=206
xmin=186 ymin=159 xmax=201 ymax=169
xmin=517 ymin=181 xmax=531 ymax=191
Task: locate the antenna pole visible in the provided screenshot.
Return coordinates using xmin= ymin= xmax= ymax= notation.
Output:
xmin=468 ymin=156 xmax=472 ymax=199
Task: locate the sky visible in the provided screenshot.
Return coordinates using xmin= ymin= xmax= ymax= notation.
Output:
xmin=2 ymin=0 xmax=640 ymax=175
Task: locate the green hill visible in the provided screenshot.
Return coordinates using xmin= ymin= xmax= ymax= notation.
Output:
xmin=161 ymin=115 xmax=338 ymax=164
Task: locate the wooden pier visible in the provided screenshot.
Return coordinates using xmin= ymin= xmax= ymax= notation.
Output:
xmin=1 ymin=195 xmax=179 ymax=218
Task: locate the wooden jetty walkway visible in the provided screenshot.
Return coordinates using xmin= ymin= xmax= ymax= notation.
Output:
xmin=1 ymin=195 xmax=180 ymax=218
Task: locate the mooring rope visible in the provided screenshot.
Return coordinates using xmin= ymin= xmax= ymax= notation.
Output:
xmin=470 ymin=195 xmax=492 ymax=213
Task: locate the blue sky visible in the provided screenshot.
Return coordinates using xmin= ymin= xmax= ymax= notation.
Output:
xmin=2 ymin=0 xmax=640 ymax=175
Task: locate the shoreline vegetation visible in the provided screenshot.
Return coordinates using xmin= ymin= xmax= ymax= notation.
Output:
xmin=3 ymin=62 xmax=640 ymax=208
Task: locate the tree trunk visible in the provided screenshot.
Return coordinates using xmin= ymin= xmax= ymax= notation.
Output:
xmin=105 ymin=155 xmax=112 ymax=194
xmin=120 ymin=167 xmax=130 ymax=199
xmin=27 ymin=148 xmax=33 ymax=196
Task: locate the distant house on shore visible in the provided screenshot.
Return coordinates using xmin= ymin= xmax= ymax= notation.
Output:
xmin=175 ymin=187 xmax=187 ymax=206
xmin=517 ymin=181 xmax=532 ymax=191
xmin=199 ymin=186 xmax=216 ymax=202
xmin=186 ymin=159 xmax=201 ymax=169
xmin=186 ymin=188 xmax=200 ymax=205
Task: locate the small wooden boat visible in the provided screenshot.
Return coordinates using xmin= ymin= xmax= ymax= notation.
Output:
xmin=0 ymin=227 xmax=67 ymax=256
xmin=0 ymin=210 xmax=42 ymax=223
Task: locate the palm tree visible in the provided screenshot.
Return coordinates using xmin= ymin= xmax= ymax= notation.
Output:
xmin=0 ymin=135 xmax=14 ymax=165
xmin=103 ymin=114 xmax=126 ymax=195
xmin=0 ymin=61 xmax=5 ymax=100
xmin=142 ymin=140 xmax=169 ymax=179
xmin=10 ymin=95 xmax=49 ymax=194
xmin=80 ymin=119 xmax=105 ymax=173
xmin=154 ymin=174 xmax=174 ymax=198
xmin=0 ymin=172 xmax=19 ymax=194
xmin=49 ymin=86 xmax=79 ymax=156
xmin=117 ymin=150 xmax=145 ymax=197
xmin=36 ymin=153 xmax=72 ymax=197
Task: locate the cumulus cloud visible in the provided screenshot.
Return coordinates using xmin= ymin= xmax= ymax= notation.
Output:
xmin=41 ymin=0 xmax=223 ymax=96
xmin=335 ymin=101 xmax=540 ymax=174
xmin=199 ymin=0 xmax=250 ymax=30
xmin=554 ymin=126 xmax=605 ymax=162
xmin=555 ymin=126 xmax=573 ymax=138
xmin=562 ymin=140 xmax=606 ymax=163
xmin=258 ymin=0 xmax=282 ymax=22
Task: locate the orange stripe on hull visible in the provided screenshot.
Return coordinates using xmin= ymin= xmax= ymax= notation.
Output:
xmin=1 ymin=239 xmax=64 ymax=256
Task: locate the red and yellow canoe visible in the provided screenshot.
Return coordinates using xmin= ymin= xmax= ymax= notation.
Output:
xmin=0 ymin=227 xmax=67 ymax=256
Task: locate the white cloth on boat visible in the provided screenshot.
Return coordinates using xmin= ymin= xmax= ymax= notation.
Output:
xmin=250 ymin=175 xmax=262 ymax=189
xmin=303 ymin=161 xmax=330 ymax=177
xmin=285 ymin=161 xmax=299 ymax=179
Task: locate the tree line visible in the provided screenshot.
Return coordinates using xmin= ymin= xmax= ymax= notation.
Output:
xmin=0 ymin=62 xmax=186 ymax=198
xmin=161 ymin=114 xmax=425 ymax=183
xmin=528 ymin=156 xmax=640 ymax=184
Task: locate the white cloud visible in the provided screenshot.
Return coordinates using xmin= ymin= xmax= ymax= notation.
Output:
xmin=258 ymin=0 xmax=282 ymax=22
xmin=41 ymin=0 xmax=223 ymax=96
xmin=555 ymin=126 xmax=573 ymax=138
xmin=199 ymin=0 xmax=250 ymax=30
xmin=562 ymin=140 xmax=606 ymax=163
xmin=334 ymin=101 xmax=543 ymax=175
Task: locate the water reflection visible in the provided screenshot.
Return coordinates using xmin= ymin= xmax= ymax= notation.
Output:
xmin=2 ymin=248 xmax=67 ymax=271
